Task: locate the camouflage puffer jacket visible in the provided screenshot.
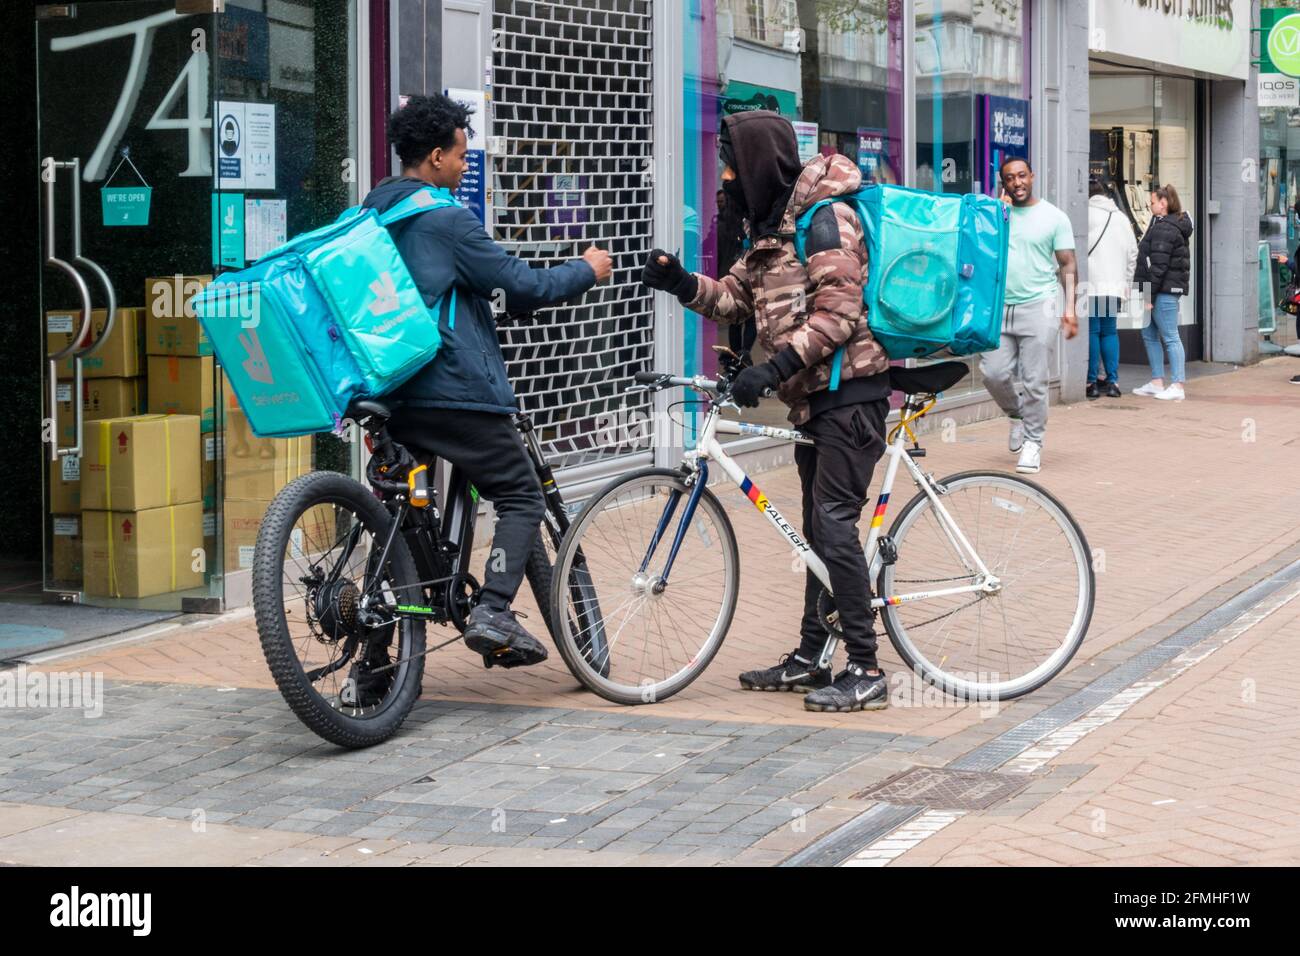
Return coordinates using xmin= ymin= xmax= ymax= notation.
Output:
xmin=686 ymin=153 xmax=889 ymax=425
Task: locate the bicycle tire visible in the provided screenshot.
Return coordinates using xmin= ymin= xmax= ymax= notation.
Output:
xmin=253 ymin=471 xmax=427 ymax=748
xmin=550 ymin=466 xmax=738 ymax=705
xmin=878 ymin=470 xmax=1094 ymax=701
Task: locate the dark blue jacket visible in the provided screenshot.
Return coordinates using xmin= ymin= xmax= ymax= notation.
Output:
xmin=361 ymin=176 xmax=596 ymax=414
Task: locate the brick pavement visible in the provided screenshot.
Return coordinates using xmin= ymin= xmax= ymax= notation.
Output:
xmin=882 ymin=588 xmax=1300 ymax=866
xmin=50 ymin=358 xmax=1300 ymax=738
xmin=3 ymin=357 xmax=1299 ymax=866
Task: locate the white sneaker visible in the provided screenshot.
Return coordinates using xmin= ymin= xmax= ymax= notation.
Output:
xmin=1016 ymin=440 xmax=1041 ymax=474
xmin=1132 ymin=381 xmax=1163 ymax=397
xmin=1008 ymin=418 xmax=1025 ymax=454
xmin=1153 ymin=384 xmax=1184 ymax=401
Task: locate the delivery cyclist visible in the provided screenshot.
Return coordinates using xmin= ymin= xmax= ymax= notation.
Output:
xmin=641 ymin=111 xmax=893 ymax=713
xmin=362 ymin=94 xmax=612 ymax=669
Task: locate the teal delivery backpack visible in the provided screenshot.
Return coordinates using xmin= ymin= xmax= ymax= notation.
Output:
xmin=796 ymin=183 xmax=1010 ymax=369
xmin=191 ymin=186 xmax=460 ymax=437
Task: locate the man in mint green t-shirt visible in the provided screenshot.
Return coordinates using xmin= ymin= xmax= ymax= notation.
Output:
xmin=980 ymin=157 xmax=1078 ymax=475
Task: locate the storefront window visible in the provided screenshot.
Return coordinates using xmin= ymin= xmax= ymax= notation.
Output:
xmin=1089 ymin=69 xmax=1198 ymax=340
xmin=1259 ymin=105 xmax=1300 ymax=352
xmin=33 ymin=0 xmax=361 ymax=612
xmin=914 ymin=0 xmax=1028 ymax=398
xmin=681 ymin=0 xmax=904 ymax=433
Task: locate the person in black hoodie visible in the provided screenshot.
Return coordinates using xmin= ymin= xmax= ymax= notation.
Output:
xmin=363 ymin=94 xmax=611 ymax=668
xmin=1132 ymin=184 xmax=1191 ymax=401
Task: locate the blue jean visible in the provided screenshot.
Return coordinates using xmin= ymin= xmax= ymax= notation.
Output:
xmin=1087 ymin=296 xmax=1121 ymax=384
xmin=1142 ymin=293 xmax=1186 ymax=384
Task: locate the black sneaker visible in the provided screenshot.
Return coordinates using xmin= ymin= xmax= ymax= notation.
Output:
xmin=1291 ymin=375 xmax=1300 ymax=385
xmin=739 ymin=649 xmax=831 ymax=693
xmin=1085 ymin=381 xmax=1100 ymax=400
xmin=804 ymin=664 xmax=889 ymax=713
xmin=463 ymin=605 xmax=549 ymax=669
xmin=1103 ymin=381 xmax=1122 ymax=398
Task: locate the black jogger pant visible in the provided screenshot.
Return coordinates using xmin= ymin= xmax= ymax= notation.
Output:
xmin=793 ymin=399 xmax=890 ymax=669
xmin=387 ymin=407 xmax=544 ymax=612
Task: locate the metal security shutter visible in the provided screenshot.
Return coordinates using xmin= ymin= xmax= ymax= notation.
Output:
xmin=491 ymin=0 xmax=655 ymax=472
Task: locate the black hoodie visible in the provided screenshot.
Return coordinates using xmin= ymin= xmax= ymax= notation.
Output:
xmin=1135 ymin=211 xmax=1193 ymax=297
xmin=719 ymin=111 xmax=803 ymax=240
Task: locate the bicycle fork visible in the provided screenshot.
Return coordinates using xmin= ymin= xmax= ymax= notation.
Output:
xmin=638 ymin=462 xmax=710 ymax=588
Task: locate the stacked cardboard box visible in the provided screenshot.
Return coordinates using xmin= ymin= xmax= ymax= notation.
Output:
xmin=51 ymin=515 xmax=83 ymax=584
xmin=47 ymin=306 xmax=146 ymax=446
xmin=80 ymin=414 xmax=204 ymax=598
xmin=146 ymin=275 xmax=215 ymax=432
xmin=46 ymin=307 xmax=148 ymax=585
xmin=218 ymin=375 xmax=315 ymax=574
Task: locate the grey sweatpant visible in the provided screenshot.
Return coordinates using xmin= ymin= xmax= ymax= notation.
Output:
xmin=978 ymin=297 xmax=1059 ymax=446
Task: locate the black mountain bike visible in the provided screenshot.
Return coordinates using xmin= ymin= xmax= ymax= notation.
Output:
xmin=251 ymin=399 xmax=606 ymax=748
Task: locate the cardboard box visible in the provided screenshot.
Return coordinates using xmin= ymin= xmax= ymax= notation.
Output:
xmin=82 ymin=501 xmax=204 ymax=598
xmin=223 ymin=498 xmax=334 ymax=574
xmin=145 ymin=275 xmax=213 ymax=356
xmin=147 ymin=355 xmax=215 ymax=432
xmin=51 ymin=514 xmax=83 ymax=584
xmin=81 ymin=414 xmax=201 ymax=512
xmin=48 ymin=453 xmax=82 ymax=514
xmin=145 ymin=275 xmax=213 ymax=318
xmin=46 ymin=308 xmax=144 ymax=379
xmin=55 ymin=377 xmax=145 ymax=447
xmin=224 ymin=409 xmax=312 ymax=500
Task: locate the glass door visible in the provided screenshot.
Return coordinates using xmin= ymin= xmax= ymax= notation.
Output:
xmin=37 ymin=1 xmax=220 ymax=611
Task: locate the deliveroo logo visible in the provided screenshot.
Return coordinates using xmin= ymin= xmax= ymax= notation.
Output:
xmin=238 ymin=328 xmax=274 ymax=385
xmin=367 ymin=272 xmax=400 ymax=317
xmin=1269 ymin=13 xmax=1300 ymax=78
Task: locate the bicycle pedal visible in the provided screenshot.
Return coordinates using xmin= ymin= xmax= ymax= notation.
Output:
xmin=482 ymin=648 xmax=537 ymax=670
xmin=879 ymin=535 xmax=898 ymax=565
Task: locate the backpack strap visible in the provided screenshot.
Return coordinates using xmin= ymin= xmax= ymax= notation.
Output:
xmin=379 ymin=185 xmax=461 ymax=226
xmin=794 ymin=197 xmax=854 ymax=391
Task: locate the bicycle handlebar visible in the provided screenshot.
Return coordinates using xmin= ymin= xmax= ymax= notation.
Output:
xmin=630 ymin=371 xmax=721 ymax=393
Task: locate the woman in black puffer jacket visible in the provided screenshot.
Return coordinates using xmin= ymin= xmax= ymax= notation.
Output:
xmin=1132 ymin=184 xmax=1192 ymax=402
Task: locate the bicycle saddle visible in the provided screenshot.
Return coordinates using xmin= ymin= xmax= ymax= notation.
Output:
xmin=349 ymin=398 xmax=402 ymax=422
xmin=888 ymin=361 xmax=970 ymax=396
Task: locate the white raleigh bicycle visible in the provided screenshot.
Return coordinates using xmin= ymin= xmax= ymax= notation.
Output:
xmin=550 ymin=358 xmax=1094 ymax=706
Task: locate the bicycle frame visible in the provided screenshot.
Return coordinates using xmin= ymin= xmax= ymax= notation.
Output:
xmin=638 ymin=380 xmax=1000 ymax=669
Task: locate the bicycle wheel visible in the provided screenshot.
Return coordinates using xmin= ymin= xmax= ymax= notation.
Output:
xmin=252 ymin=471 xmax=427 ymax=748
xmin=878 ymin=471 xmax=1094 ymax=701
xmin=551 ymin=467 xmax=738 ymax=705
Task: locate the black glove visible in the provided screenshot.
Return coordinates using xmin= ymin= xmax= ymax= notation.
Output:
xmin=641 ymin=249 xmax=698 ymax=302
xmin=729 ymin=347 xmax=804 ymax=408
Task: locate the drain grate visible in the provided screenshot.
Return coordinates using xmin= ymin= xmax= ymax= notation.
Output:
xmin=854 ymin=768 xmax=1029 ymax=811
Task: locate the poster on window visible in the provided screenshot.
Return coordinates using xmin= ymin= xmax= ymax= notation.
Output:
xmin=856 ymin=128 xmax=887 ymax=183
xmin=215 ymin=100 xmax=276 ymax=191
xmin=981 ymin=95 xmax=1029 ymax=197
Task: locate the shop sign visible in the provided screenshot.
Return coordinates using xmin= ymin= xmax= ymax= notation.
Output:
xmin=100 ymin=151 xmax=152 ymax=227
xmin=212 ymin=192 xmax=246 ymax=269
xmin=721 ymin=81 xmax=797 ymax=117
xmin=1263 ymin=9 xmax=1300 ymax=78
xmin=1088 ymin=0 xmax=1248 ymax=81
xmin=1259 ymin=75 xmax=1300 ymax=109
